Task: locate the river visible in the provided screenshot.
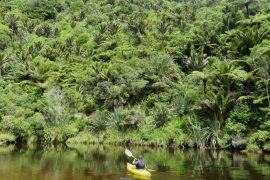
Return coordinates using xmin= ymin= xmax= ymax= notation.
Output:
xmin=0 ymin=144 xmax=269 ymax=180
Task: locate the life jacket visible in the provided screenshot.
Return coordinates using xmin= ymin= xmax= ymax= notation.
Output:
xmin=133 ymin=159 xmax=145 ymax=169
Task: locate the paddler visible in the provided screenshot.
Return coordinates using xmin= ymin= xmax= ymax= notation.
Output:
xmin=132 ymin=155 xmax=146 ymax=169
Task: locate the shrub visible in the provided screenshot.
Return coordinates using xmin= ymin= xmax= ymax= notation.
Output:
xmin=29 ymin=113 xmax=46 ymax=140
xmin=42 ymin=87 xmax=71 ymax=126
xmin=263 ymin=142 xmax=270 ymax=151
xmin=228 ymin=104 xmax=259 ymax=129
xmin=152 ymin=103 xmax=173 ymax=128
xmin=62 ymin=124 xmax=78 ymax=141
xmin=164 ymin=117 xmax=187 ymax=147
xmin=44 ymin=127 xmax=64 ymax=143
xmin=1 ymin=116 xmax=29 ymax=141
xmin=0 ymin=133 xmax=16 ymax=144
xmin=228 ymin=104 xmax=253 ymax=124
xmin=34 ymin=23 xmax=59 ymax=37
xmin=43 ymin=123 xmax=78 ymax=143
xmin=74 ymin=115 xmax=90 ymax=131
xmin=0 ymin=24 xmax=11 ymax=51
xmin=88 ymin=110 xmax=109 ymax=133
xmin=245 ymin=143 xmax=260 ymax=153
xmin=66 ymin=132 xmax=99 ymax=144
xmin=260 ymin=120 xmax=270 ymax=129
xmin=218 ymin=134 xmax=231 ymax=149
xmin=19 ymin=0 xmax=61 ymax=20
xmin=249 ymin=130 xmax=269 ymax=148
xmin=182 ymin=116 xmax=211 ymax=148
xmin=225 ymin=119 xmax=247 ymax=134
xmin=108 ymin=106 xmax=145 ymax=131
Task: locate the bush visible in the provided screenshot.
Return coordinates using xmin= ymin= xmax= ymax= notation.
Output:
xmin=88 ymin=110 xmax=109 ymax=133
xmin=245 ymin=143 xmax=260 ymax=153
xmin=228 ymin=104 xmax=253 ymax=124
xmin=0 ymin=24 xmax=11 ymax=51
xmin=34 ymin=23 xmax=59 ymax=37
xmin=263 ymin=142 xmax=270 ymax=151
xmin=74 ymin=115 xmax=90 ymax=131
xmin=164 ymin=117 xmax=187 ymax=147
xmin=0 ymin=133 xmax=16 ymax=144
xmin=249 ymin=130 xmax=269 ymax=148
xmin=62 ymin=124 xmax=78 ymax=141
xmin=43 ymin=123 xmax=78 ymax=143
xmin=108 ymin=106 xmax=145 ymax=131
xmin=225 ymin=119 xmax=247 ymax=134
xmin=260 ymin=120 xmax=270 ymax=129
xmin=29 ymin=113 xmax=46 ymax=140
xmin=228 ymin=104 xmax=259 ymax=129
xmin=66 ymin=131 xmax=99 ymax=144
xmin=19 ymin=0 xmax=61 ymax=20
xmin=181 ymin=116 xmax=211 ymax=148
xmin=42 ymin=87 xmax=71 ymax=126
xmin=218 ymin=134 xmax=231 ymax=149
xmin=152 ymin=103 xmax=173 ymax=128
xmin=1 ymin=116 xmax=29 ymax=141
xmin=44 ymin=127 xmax=64 ymax=143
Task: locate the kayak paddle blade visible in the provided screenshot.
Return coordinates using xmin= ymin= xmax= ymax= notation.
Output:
xmin=125 ymin=149 xmax=134 ymax=158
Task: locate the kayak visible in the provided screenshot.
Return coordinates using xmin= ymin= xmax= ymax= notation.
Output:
xmin=127 ymin=163 xmax=151 ymax=177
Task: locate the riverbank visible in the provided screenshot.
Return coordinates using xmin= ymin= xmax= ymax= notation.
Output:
xmin=65 ymin=130 xmax=270 ymax=154
xmin=66 ymin=128 xmax=185 ymax=147
xmin=1 ymin=127 xmax=269 ymax=154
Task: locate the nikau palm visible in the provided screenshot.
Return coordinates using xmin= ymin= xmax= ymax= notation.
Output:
xmin=0 ymin=0 xmax=269 ymax=151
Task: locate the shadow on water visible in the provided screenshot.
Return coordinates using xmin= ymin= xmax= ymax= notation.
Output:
xmin=0 ymin=144 xmax=269 ymax=180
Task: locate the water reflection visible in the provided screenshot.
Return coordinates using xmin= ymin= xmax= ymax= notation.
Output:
xmin=0 ymin=145 xmax=14 ymax=154
xmin=0 ymin=144 xmax=269 ymax=180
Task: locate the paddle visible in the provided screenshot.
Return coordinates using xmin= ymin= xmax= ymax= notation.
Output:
xmin=125 ymin=149 xmax=156 ymax=172
xmin=125 ymin=149 xmax=136 ymax=159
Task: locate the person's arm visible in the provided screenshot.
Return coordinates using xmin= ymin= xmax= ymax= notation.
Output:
xmin=132 ymin=158 xmax=138 ymax=165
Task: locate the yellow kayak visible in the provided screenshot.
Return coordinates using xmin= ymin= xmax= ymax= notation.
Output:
xmin=127 ymin=163 xmax=151 ymax=178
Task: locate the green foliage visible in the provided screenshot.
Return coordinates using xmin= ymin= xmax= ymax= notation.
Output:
xmin=88 ymin=111 xmax=109 ymax=133
xmin=245 ymin=143 xmax=260 ymax=153
xmin=73 ymin=115 xmax=89 ymax=131
xmin=108 ymin=106 xmax=145 ymax=131
xmin=1 ymin=116 xmax=29 ymax=141
xmin=34 ymin=23 xmax=59 ymax=37
xmin=0 ymin=133 xmax=16 ymax=143
xmin=249 ymin=130 xmax=269 ymax=148
xmin=228 ymin=104 xmax=253 ymax=125
xmin=0 ymin=24 xmax=11 ymax=51
xmin=218 ymin=134 xmax=231 ymax=149
xmin=0 ymin=0 xmax=269 ymax=151
xmin=42 ymin=87 xmax=71 ymax=126
xmin=29 ymin=113 xmax=46 ymax=140
xmin=17 ymin=0 xmax=62 ymax=20
xmin=225 ymin=120 xmax=247 ymax=134
xmin=263 ymin=142 xmax=270 ymax=151
xmin=66 ymin=131 xmax=99 ymax=144
xmin=152 ymin=103 xmax=173 ymax=128
xmin=43 ymin=124 xmax=78 ymax=143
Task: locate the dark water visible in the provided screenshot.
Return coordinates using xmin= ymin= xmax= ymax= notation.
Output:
xmin=0 ymin=144 xmax=269 ymax=180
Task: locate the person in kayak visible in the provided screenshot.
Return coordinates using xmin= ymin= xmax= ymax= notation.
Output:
xmin=132 ymin=155 xmax=146 ymax=169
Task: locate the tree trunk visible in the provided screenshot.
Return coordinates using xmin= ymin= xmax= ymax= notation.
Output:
xmin=244 ymin=2 xmax=252 ymax=18
xmin=220 ymin=114 xmax=225 ymax=129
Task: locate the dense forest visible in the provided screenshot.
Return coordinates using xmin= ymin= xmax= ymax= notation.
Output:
xmin=0 ymin=0 xmax=269 ymax=152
